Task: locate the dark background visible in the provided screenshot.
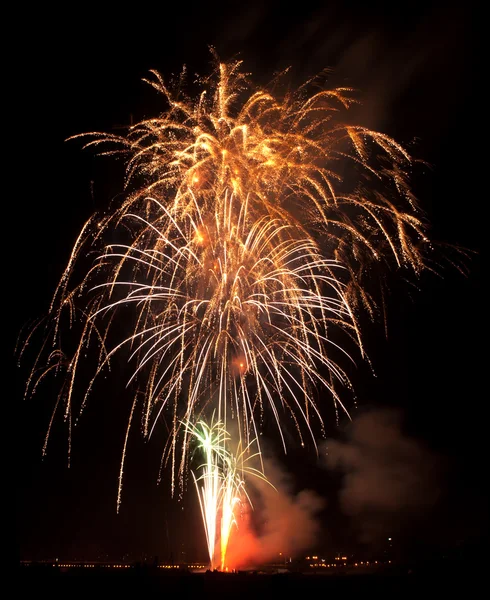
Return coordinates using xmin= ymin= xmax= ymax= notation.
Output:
xmin=15 ymin=1 xmax=481 ymax=565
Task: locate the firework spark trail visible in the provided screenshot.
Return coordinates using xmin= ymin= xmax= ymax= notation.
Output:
xmin=218 ymin=440 xmax=268 ymax=571
xmin=185 ymin=418 xmax=269 ymax=569
xmin=22 ymin=57 xmax=430 ymax=507
xmin=219 ymin=460 xmax=242 ymax=570
xmin=185 ymin=418 xmax=228 ymax=568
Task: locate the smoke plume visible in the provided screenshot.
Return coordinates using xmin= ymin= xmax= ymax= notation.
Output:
xmin=225 ymin=456 xmax=324 ymax=568
xmin=324 ymin=408 xmax=442 ymax=545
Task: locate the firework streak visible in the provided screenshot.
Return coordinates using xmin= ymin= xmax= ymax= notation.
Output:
xmin=184 ymin=418 xmax=267 ymax=569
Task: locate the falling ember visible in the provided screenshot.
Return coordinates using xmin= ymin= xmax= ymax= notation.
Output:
xmin=21 ymin=56 xmax=431 ymax=511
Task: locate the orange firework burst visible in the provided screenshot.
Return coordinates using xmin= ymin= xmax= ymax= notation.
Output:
xmin=21 ymin=57 xmax=430 ymax=509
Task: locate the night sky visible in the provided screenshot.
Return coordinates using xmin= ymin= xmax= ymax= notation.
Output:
xmin=15 ymin=1 xmax=482 ymax=565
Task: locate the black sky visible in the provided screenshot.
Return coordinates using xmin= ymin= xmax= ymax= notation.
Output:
xmin=15 ymin=1 xmax=481 ymax=563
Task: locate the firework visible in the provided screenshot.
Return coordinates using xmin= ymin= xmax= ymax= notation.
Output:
xmin=184 ymin=417 xmax=267 ymax=569
xmin=22 ymin=57 xmax=429 ymax=508
xmin=185 ymin=418 xmax=228 ymax=568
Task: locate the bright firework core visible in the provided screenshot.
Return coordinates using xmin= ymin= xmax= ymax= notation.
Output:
xmin=23 ymin=58 xmax=430 ymax=563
